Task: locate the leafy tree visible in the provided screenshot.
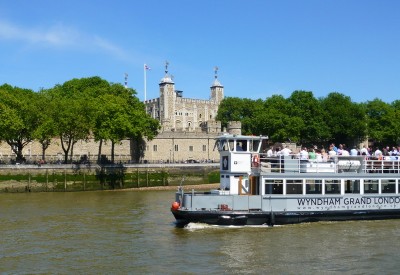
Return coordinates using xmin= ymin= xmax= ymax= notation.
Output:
xmin=216 ymin=97 xmax=262 ymax=134
xmin=320 ymin=92 xmax=367 ymax=146
xmin=93 ymin=83 xmax=160 ymax=163
xmin=0 ymin=84 xmax=39 ymax=163
xmin=250 ymin=95 xmax=303 ymax=142
xmin=391 ymin=100 xmax=400 ymax=144
xmin=33 ymin=90 xmax=57 ymax=161
xmin=365 ymin=98 xmax=396 ymax=146
xmin=287 ymin=90 xmax=330 ymax=146
xmin=47 ymin=78 xmax=100 ymax=163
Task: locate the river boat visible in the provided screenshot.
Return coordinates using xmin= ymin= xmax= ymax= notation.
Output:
xmin=171 ymin=134 xmax=400 ymax=226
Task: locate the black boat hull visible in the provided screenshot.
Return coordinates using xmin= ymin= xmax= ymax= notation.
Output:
xmin=172 ymin=209 xmax=400 ymax=227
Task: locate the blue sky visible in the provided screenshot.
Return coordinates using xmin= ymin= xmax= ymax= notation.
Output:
xmin=1 ymin=0 xmax=399 ymax=103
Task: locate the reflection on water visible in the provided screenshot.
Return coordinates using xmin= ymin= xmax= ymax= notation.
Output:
xmin=1 ymin=190 xmax=400 ymax=274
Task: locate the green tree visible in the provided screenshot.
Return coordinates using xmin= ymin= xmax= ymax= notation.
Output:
xmin=251 ymin=95 xmax=303 ymax=142
xmin=392 ymin=100 xmax=400 ymax=144
xmin=287 ymin=90 xmax=330 ymax=146
xmin=365 ymin=98 xmax=396 ymax=146
xmin=216 ymin=97 xmax=262 ymax=134
xmin=320 ymin=92 xmax=367 ymax=146
xmin=92 ymin=83 xmax=160 ymax=163
xmin=48 ymin=78 xmax=100 ymax=163
xmin=33 ymin=89 xmax=57 ymax=162
xmin=0 ymin=84 xmax=39 ymax=163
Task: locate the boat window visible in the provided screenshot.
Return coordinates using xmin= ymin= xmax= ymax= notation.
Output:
xmin=217 ymin=140 xmax=229 ymax=151
xmin=264 ymin=179 xmax=283 ymax=195
xmin=364 ymin=179 xmax=379 ymax=194
xmin=381 ymin=179 xmax=396 ymax=194
xmin=325 ymin=179 xmax=341 ymax=194
xmin=306 ymin=179 xmax=322 ymax=194
xmin=344 ymin=180 xmax=360 ymax=194
xmin=236 ymin=140 xmax=247 ymax=152
xmin=249 ymin=140 xmax=260 ymax=152
xmin=228 ymin=140 xmax=234 ymax=152
xmin=286 ymin=179 xmax=303 ymax=195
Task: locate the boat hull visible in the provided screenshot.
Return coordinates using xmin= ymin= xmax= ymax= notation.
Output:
xmin=172 ymin=208 xmax=400 ymax=227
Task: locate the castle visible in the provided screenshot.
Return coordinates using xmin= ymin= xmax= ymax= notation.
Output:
xmin=142 ymin=63 xmax=231 ymax=163
xmin=0 ymin=64 xmax=236 ymax=164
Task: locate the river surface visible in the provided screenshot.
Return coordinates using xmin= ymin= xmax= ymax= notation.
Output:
xmin=1 ymin=190 xmax=400 ymax=274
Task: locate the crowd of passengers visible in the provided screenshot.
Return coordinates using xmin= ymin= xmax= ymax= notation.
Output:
xmin=264 ymin=143 xmax=400 ymax=162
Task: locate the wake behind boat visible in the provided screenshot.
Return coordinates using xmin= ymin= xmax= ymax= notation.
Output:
xmin=171 ymin=134 xmax=400 ymax=226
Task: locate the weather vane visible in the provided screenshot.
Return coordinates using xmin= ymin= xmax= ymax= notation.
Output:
xmin=165 ymin=61 xmax=169 ymax=74
xmin=214 ymin=66 xmax=219 ymax=79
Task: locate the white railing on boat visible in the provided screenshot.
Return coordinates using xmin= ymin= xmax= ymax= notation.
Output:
xmin=254 ymin=155 xmax=400 ymax=174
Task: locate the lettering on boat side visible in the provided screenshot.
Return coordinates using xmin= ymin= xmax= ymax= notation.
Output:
xmin=293 ymin=196 xmax=400 ymax=210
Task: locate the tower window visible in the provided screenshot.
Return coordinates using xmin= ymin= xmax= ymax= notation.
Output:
xmin=174 ymin=145 xmax=179 ymax=151
xmin=189 ymin=146 xmax=193 ymax=152
xmin=153 ymin=145 xmax=158 ymax=152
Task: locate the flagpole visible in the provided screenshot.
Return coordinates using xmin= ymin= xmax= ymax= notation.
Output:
xmin=144 ymin=64 xmax=147 ymax=101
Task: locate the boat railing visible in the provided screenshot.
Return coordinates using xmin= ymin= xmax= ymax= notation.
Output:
xmin=254 ymin=154 xmax=400 ymax=174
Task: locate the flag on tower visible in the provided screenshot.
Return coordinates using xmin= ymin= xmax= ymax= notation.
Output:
xmin=144 ymin=64 xmax=151 ymax=70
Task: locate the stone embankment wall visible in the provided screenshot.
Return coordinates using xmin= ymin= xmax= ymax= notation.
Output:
xmin=0 ymin=163 xmax=220 ymax=192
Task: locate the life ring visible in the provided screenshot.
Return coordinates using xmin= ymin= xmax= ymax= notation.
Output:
xmin=252 ymin=154 xmax=260 ymax=167
xmin=171 ymin=201 xmax=180 ymax=210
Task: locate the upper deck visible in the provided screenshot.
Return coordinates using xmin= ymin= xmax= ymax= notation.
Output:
xmin=257 ymin=155 xmax=400 ymax=175
xmin=214 ymin=134 xmax=400 ymax=176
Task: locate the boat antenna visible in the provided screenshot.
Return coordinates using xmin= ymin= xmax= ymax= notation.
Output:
xmin=179 ymin=176 xmax=185 ymax=191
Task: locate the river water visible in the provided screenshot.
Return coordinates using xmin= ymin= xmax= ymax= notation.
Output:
xmin=1 ymin=190 xmax=400 ymax=274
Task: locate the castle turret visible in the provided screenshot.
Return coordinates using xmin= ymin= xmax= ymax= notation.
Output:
xmin=227 ymin=121 xmax=242 ymax=135
xmin=159 ymin=61 xmax=176 ymax=131
xmin=210 ymin=66 xmax=224 ymax=104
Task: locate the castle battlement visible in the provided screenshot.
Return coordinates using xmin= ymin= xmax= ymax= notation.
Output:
xmin=177 ymin=97 xmax=214 ymax=104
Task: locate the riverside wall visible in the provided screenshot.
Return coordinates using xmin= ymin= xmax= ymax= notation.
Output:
xmin=0 ymin=163 xmax=220 ymax=192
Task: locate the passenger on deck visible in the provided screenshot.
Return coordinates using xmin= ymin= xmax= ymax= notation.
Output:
xmin=321 ymin=148 xmax=329 ymax=162
xmin=374 ymin=148 xmax=383 ymax=159
xmin=308 ymin=148 xmax=316 ymax=160
xmin=328 ymin=146 xmax=337 ymax=159
xmin=350 ymin=147 xmax=358 ymax=156
xmin=360 ymin=145 xmax=370 ymax=156
xmin=281 ymin=146 xmax=292 ymax=156
xmin=266 ymin=147 xmax=274 ymax=157
xmin=341 ymin=146 xmax=350 ymax=156
xmin=331 ymin=143 xmax=338 ymax=154
xmin=300 ymin=147 xmax=309 ymax=160
xmin=315 ymin=149 xmax=322 ymax=162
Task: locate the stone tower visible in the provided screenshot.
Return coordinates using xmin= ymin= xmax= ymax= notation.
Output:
xmin=227 ymin=121 xmax=242 ymax=135
xmin=210 ymin=66 xmax=224 ymax=104
xmin=145 ymin=62 xmax=224 ymax=133
xmin=159 ymin=61 xmax=175 ymax=131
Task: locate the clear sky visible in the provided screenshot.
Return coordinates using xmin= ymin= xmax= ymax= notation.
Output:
xmin=1 ymin=0 xmax=399 ymax=103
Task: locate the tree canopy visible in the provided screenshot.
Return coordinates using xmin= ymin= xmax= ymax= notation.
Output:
xmin=0 ymin=77 xmax=160 ymax=163
xmin=216 ymin=91 xmax=400 ymax=148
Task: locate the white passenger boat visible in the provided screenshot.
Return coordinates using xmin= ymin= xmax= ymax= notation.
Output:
xmin=171 ymin=134 xmax=400 ymax=226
